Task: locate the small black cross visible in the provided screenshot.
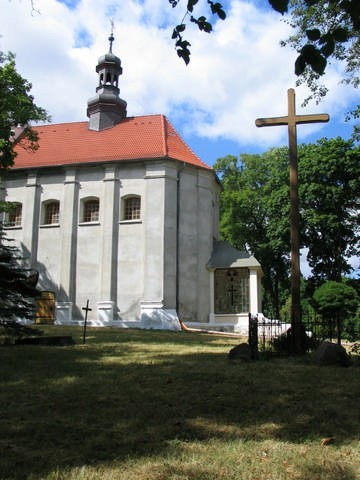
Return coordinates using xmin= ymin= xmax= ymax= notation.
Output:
xmin=82 ymin=299 xmax=92 ymax=344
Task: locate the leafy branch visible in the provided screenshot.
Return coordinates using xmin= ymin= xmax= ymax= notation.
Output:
xmin=170 ymin=0 xmax=226 ymax=65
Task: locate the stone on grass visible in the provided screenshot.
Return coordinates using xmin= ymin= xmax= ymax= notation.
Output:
xmin=315 ymin=341 xmax=350 ymax=367
xmin=228 ymin=342 xmax=254 ymax=361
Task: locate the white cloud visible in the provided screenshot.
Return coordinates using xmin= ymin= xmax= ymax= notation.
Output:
xmin=1 ymin=0 xmax=358 ymax=150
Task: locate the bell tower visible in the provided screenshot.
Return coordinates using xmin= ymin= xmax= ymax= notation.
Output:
xmin=87 ymin=30 xmax=127 ymax=131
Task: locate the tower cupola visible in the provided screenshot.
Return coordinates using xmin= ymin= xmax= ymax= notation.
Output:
xmin=87 ymin=32 xmax=127 ymax=131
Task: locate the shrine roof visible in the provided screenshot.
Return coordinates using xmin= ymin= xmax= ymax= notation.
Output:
xmin=207 ymin=240 xmax=261 ymax=270
xmin=11 ymin=115 xmax=211 ymax=171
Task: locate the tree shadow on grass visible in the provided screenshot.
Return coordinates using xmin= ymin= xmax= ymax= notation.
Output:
xmin=0 ymin=333 xmax=358 ymax=479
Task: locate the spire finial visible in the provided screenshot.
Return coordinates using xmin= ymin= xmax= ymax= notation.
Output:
xmin=109 ymin=19 xmax=115 ymax=52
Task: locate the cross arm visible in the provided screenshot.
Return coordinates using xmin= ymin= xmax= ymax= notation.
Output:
xmin=255 ymin=116 xmax=289 ymax=127
xmin=255 ymin=113 xmax=330 ymax=128
xmin=295 ymin=113 xmax=329 ymax=125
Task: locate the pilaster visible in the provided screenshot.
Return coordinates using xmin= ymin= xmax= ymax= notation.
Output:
xmin=143 ymin=163 xmax=165 ymax=302
xmin=59 ymin=169 xmax=79 ymax=304
xmin=249 ymin=268 xmax=259 ymax=314
xmin=99 ymin=165 xmax=119 ymax=320
xmin=23 ymin=172 xmax=41 ymax=267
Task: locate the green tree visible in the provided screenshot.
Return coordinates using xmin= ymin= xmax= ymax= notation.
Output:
xmin=215 ymin=138 xmax=359 ymax=318
xmin=214 ymin=149 xmax=291 ymax=318
xmin=0 ymin=51 xmax=48 ymax=170
xmin=0 ymin=226 xmax=39 ymax=322
xmin=281 ymin=0 xmax=360 ymax=135
xmin=312 ymin=280 xmax=359 ymax=344
xmin=299 ymin=137 xmax=360 ymax=282
xmin=0 ymin=51 xmax=46 ymax=322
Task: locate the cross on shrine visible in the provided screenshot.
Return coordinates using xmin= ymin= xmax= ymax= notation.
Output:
xmin=227 ymin=284 xmax=237 ymax=305
xmin=256 ymin=88 xmax=329 ymax=354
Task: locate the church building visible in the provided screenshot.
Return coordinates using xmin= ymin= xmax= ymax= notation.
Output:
xmin=1 ymin=34 xmax=263 ymax=333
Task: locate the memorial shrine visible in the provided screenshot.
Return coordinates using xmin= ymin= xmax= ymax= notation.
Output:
xmin=1 ymin=34 xmax=263 ymax=332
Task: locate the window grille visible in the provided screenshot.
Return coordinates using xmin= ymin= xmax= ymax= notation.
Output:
xmin=123 ymin=196 xmax=141 ymax=220
xmin=83 ymin=199 xmax=99 ymax=222
xmin=44 ymin=201 xmax=60 ymax=225
xmin=214 ymin=268 xmax=250 ymax=314
xmin=6 ymin=203 xmax=22 ymax=227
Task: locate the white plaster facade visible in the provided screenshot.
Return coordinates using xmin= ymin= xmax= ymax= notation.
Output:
xmin=2 ymin=159 xmax=221 ymax=327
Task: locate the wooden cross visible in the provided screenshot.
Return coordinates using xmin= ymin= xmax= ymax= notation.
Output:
xmin=82 ymin=299 xmax=92 ymax=345
xmin=255 ymin=88 xmax=329 ymax=353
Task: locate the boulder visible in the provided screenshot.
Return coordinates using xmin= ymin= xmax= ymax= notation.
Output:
xmin=228 ymin=342 xmax=254 ymax=361
xmin=315 ymin=341 xmax=350 ymax=367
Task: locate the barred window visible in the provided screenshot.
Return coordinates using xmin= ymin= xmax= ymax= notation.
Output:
xmin=83 ymin=198 xmax=99 ymax=223
xmin=43 ymin=201 xmax=60 ymax=225
xmin=123 ymin=196 xmax=141 ymax=221
xmin=6 ymin=203 xmax=22 ymax=227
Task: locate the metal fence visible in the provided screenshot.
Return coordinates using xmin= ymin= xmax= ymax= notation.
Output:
xmin=248 ymin=313 xmax=339 ymax=357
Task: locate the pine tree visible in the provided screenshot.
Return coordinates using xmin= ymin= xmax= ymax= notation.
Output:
xmin=0 ymin=226 xmax=39 ymax=323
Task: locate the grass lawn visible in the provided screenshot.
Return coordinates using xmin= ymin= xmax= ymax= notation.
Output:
xmin=0 ymin=326 xmax=359 ymax=480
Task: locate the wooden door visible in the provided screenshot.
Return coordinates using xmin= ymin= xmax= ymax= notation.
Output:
xmin=35 ymin=291 xmax=55 ymax=324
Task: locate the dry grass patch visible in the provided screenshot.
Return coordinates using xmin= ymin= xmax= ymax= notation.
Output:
xmin=0 ymin=326 xmax=358 ymax=480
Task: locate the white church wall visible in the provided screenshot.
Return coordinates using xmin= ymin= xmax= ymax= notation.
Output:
xmin=37 ymin=226 xmax=61 ymax=292
xmin=76 ymin=223 xmax=102 ymax=314
xmin=142 ymin=162 xmax=166 ymax=304
xmin=76 ymin=167 xmax=104 ymax=317
xmin=163 ymin=164 xmax=178 ymax=310
xmin=36 ymin=172 xmax=64 ymax=293
xmin=118 ymin=221 xmax=145 ymax=319
xmin=117 ymin=164 xmax=146 ymax=320
xmin=196 ymin=171 xmax=218 ymax=323
xmin=177 ymin=168 xmax=198 ymax=322
xmin=175 ymin=168 xmax=219 ymax=323
xmin=2 ymin=158 xmax=223 ymax=329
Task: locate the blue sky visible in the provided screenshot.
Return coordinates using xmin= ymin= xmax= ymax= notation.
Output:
xmin=1 ymin=0 xmax=358 ymax=167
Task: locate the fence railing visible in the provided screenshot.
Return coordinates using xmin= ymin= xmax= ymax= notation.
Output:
xmin=248 ymin=313 xmax=339 ymax=357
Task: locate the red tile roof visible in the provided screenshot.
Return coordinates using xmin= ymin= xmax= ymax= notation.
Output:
xmin=11 ymin=114 xmax=211 ymax=171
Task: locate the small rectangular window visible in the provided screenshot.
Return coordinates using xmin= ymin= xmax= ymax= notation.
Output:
xmin=83 ymin=199 xmax=99 ymax=222
xmin=6 ymin=203 xmax=22 ymax=227
xmin=124 ymin=197 xmax=141 ymax=220
xmin=44 ymin=202 xmax=60 ymax=225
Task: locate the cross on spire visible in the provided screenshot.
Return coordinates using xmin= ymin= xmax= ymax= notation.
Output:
xmin=255 ymin=88 xmax=329 ymax=354
xmin=109 ymin=19 xmax=115 ymax=53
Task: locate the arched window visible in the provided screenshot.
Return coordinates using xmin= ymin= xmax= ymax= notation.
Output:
xmin=5 ymin=202 xmax=22 ymax=227
xmin=81 ymin=197 xmax=100 ymax=223
xmin=122 ymin=195 xmax=141 ymax=221
xmin=42 ymin=200 xmax=60 ymax=225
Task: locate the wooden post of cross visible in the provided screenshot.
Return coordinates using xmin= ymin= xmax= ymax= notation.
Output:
xmin=82 ymin=299 xmax=92 ymax=345
xmin=255 ymin=88 xmax=329 ymax=354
